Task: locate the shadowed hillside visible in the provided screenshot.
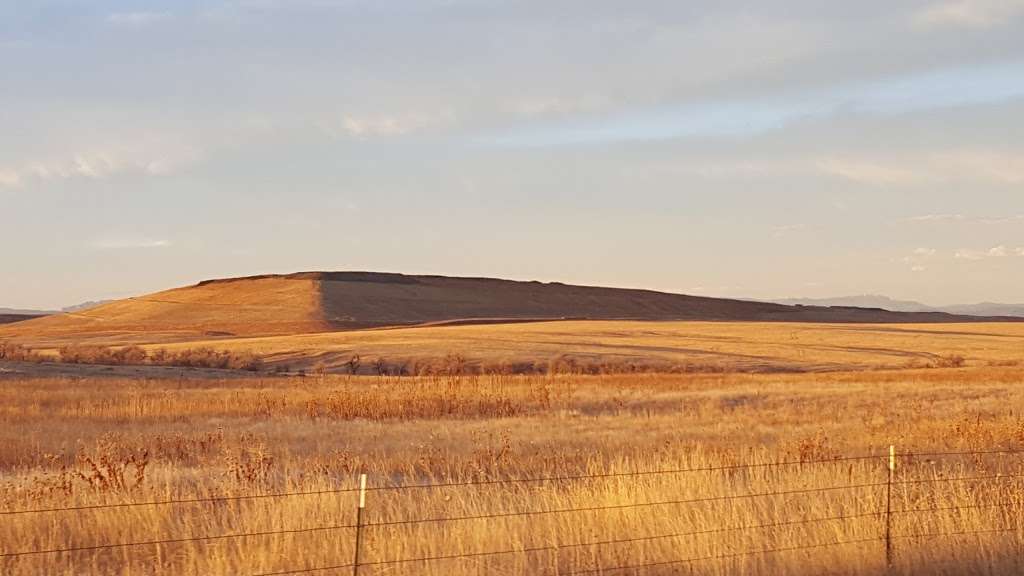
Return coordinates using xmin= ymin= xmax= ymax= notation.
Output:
xmin=1 ymin=272 xmax=1018 ymax=342
xmin=0 ymin=314 xmax=45 ymax=326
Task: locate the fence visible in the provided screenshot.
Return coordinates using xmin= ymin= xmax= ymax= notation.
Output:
xmin=3 ymin=448 xmax=1024 ymax=574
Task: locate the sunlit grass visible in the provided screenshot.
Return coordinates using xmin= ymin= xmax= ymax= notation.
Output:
xmin=2 ymin=368 xmax=1024 ymax=574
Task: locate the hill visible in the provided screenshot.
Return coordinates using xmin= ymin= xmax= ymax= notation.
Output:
xmin=1 ymin=271 xmax=1019 ymax=342
xmin=1 ymin=275 xmax=324 ymax=340
xmin=61 ymin=300 xmax=113 ymax=313
xmin=0 ymin=314 xmax=47 ymax=325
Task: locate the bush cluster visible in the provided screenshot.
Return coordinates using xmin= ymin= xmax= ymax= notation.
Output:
xmin=0 ymin=341 xmax=47 ymax=362
xmin=363 ymin=354 xmax=737 ymax=377
xmin=57 ymin=345 xmax=147 ymax=365
xmin=54 ymin=344 xmax=263 ymax=371
xmin=149 ymin=347 xmax=263 ymax=371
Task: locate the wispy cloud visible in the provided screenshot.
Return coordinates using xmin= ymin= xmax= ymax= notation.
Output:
xmin=954 ymin=245 xmax=1024 ymax=260
xmin=817 ymin=158 xmax=925 ymax=186
xmin=915 ymin=0 xmax=1024 ymax=29
xmin=771 ymin=224 xmax=817 ymax=238
xmin=317 ymin=110 xmax=455 ymax=139
xmin=901 ymin=214 xmax=1024 ymax=225
xmin=106 ymin=12 xmax=172 ymax=26
xmin=894 ymin=247 xmax=938 ymax=272
xmin=91 ymin=238 xmax=172 ymax=250
xmin=0 ymin=143 xmax=201 ymax=190
xmin=649 ymin=150 xmax=1024 ymax=189
xmin=0 ymin=169 xmax=21 ymax=189
xmin=502 ymin=94 xmax=610 ymax=119
xmin=906 ymin=214 xmax=967 ymax=223
xmin=822 ymin=150 xmax=1024 ymax=187
xmin=221 ymin=0 xmax=362 ymax=10
xmin=483 ymin=61 xmax=1024 ymax=147
xmin=938 ymin=150 xmax=1024 ymax=184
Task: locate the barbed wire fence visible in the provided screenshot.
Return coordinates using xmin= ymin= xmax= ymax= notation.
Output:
xmin=2 ymin=448 xmax=1024 ymax=574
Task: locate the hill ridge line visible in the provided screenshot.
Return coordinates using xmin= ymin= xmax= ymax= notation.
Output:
xmin=3 ymin=271 xmax=1022 ymax=341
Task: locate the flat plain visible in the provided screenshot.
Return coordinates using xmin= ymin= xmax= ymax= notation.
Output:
xmin=150 ymin=319 xmax=1024 ymax=373
xmin=4 ymin=320 xmax=1024 ymax=374
xmin=3 ymin=361 xmax=1024 ymax=574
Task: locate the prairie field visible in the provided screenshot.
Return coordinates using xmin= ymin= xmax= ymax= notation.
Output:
xmin=6 ymin=320 xmax=1024 ymax=375
xmin=3 ymin=365 xmax=1024 ymax=575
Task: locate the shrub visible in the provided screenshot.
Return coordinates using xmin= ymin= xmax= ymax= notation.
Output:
xmin=346 ymin=354 xmax=361 ymax=375
xmin=118 ymin=346 xmax=148 ymax=365
xmin=0 ymin=341 xmax=46 ymax=362
xmin=936 ymin=354 xmax=967 ymax=368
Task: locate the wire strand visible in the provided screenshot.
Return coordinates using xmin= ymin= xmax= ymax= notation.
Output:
xmin=7 ymin=450 xmax=1017 ymax=516
xmin=894 ymin=500 xmax=1024 ymax=516
xmin=0 ymin=522 xmax=357 ymax=558
xmin=900 ymin=449 xmax=1024 ymax=460
xmin=0 ymin=454 xmax=882 ymax=516
xmin=893 ymin=472 xmax=1024 ymax=488
xmin=363 ymin=481 xmax=886 ymax=528
xmin=0 ymin=488 xmax=362 ymax=516
xmin=251 ymin=510 xmax=882 ymax=575
xmin=361 ymin=472 xmax=1024 ymax=529
xmin=894 ymin=526 xmax=1023 ymax=541
xmin=360 ymin=453 xmax=885 ymax=493
xmin=562 ymin=536 xmax=885 ymax=575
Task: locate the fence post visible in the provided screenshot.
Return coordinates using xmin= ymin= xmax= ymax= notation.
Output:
xmin=353 ymin=473 xmax=367 ymax=576
xmin=885 ymin=445 xmax=895 ymax=569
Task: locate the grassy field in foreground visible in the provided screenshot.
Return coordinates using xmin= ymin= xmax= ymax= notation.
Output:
xmin=3 ymin=367 xmax=1024 ymax=574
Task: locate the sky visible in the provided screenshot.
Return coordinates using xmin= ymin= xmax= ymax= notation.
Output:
xmin=2 ymin=0 xmax=1023 ymax=309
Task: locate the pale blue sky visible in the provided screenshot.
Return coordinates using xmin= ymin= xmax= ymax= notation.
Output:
xmin=2 ymin=0 xmax=1023 ymax=309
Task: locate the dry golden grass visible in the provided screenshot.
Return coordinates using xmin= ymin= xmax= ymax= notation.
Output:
xmin=3 ymin=367 xmax=1024 ymax=574
xmin=6 ymin=320 xmax=1024 ymax=375
xmin=111 ymin=320 xmax=1024 ymax=373
xmin=0 ymin=276 xmax=326 ymax=342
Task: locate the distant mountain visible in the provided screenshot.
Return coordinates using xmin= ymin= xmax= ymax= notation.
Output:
xmin=0 ymin=307 xmax=55 ymax=316
xmin=0 ymin=300 xmax=112 ymax=316
xmin=62 ymin=300 xmax=112 ymax=313
xmin=768 ymin=295 xmax=1024 ymax=318
xmin=1 ymin=300 xmax=111 ymax=325
xmin=941 ymin=303 xmax=1024 ymax=317
xmin=771 ymin=295 xmax=935 ymax=313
